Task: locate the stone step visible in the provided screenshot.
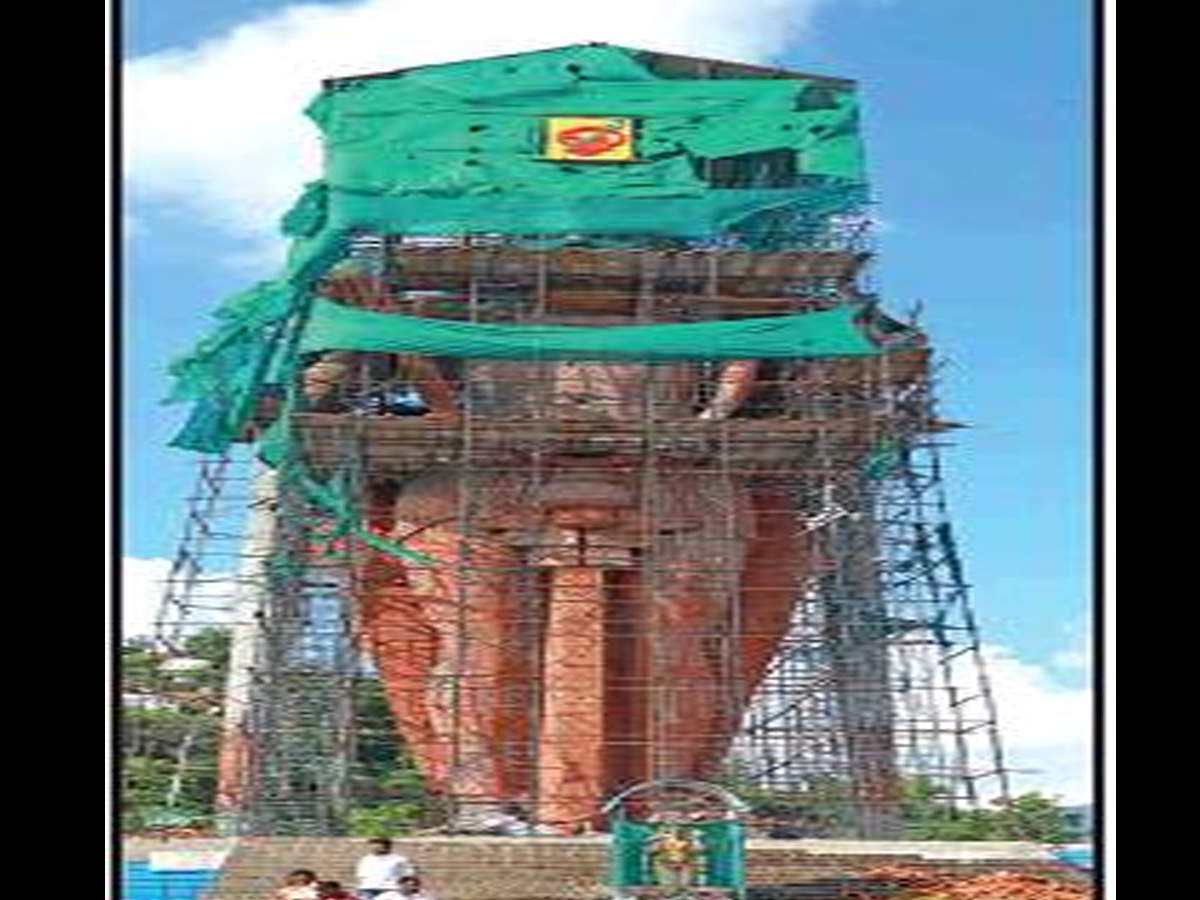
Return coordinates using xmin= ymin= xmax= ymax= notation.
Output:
xmin=119 ymin=837 xmax=1061 ymax=900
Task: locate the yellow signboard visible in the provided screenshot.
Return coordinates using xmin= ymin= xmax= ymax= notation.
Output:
xmin=544 ymin=117 xmax=635 ymax=161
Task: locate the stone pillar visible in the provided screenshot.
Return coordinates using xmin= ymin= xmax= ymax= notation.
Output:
xmin=215 ymin=459 xmax=277 ymax=835
xmin=538 ymin=566 xmax=606 ymax=828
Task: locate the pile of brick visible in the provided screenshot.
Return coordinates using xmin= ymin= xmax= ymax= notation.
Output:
xmin=847 ymin=865 xmax=1093 ymax=900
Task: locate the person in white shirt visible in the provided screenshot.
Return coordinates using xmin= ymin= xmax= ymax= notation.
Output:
xmin=354 ymin=838 xmax=415 ymax=898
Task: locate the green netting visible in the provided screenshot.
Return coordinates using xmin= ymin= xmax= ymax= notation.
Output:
xmin=170 ymin=46 xmax=872 ymax=452
xmin=254 ymin=339 xmax=437 ymax=566
xmin=168 ymin=228 xmax=351 ymax=452
xmin=304 ymin=44 xmax=866 ymax=240
xmin=292 ymin=457 xmax=436 ymax=564
xmin=281 ymin=181 xmax=328 ymax=238
xmin=863 ymin=437 xmax=903 ymax=480
xmin=165 ymin=45 xmax=886 ymax=565
xmin=301 ymin=298 xmax=880 ymax=360
xmin=324 ymin=182 xmax=863 ymax=242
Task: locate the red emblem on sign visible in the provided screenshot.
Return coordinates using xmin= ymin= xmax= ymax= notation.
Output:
xmin=555 ymin=124 xmax=628 ymax=157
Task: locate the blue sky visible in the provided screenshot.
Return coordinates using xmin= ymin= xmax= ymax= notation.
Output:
xmin=121 ymin=0 xmax=1094 ymax=800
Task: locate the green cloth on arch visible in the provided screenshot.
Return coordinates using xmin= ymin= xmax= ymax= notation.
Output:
xmin=300 ymin=298 xmax=881 ymax=361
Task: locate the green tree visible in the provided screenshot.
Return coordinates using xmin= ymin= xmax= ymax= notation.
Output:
xmin=900 ymin=777 xmax=1074 ymax=842
xmin=900 ymin=775 xmax=991 ymax=839
xmin=345 ymin=676 xmax=444 ymax=834
xmin=121 ymin=637 xmax=160 ymax=695
xmin=121 ymin=630 xmax=452 ymax=835
xmin=720 ymin=764 xmax=860 ymax=837
xmin=120 ymin=628 xmax=230 ymax=833
xmin=721 ymin=769 xmax=1076 ymax=842
xmin=902 ymin=797 xmax=996 ymax=838
xmin=990 ymin=792 xmax=1074 ymax=843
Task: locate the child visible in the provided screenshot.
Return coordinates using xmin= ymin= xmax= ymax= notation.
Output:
xmin=315 ymin=881 xmax=355 ymax=899
xmin=274 ymin=869 xmax=319 ymax=900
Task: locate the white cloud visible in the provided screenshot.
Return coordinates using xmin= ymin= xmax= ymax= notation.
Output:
xmin=122 ymin=556 xmax=237 ymax=640
xmin=968 ymin=644 xmax=1092 ymax=805
xmin=122 ymin=556 xmax=172 ymax=638
xmin=124 ymin=0 xmax=835 ymax=269
xmin=739 ymin=629 xmax=1093 ymax=808
xmin=1050 ymin=618 xmax=1092 ymax=675
xmin=895 ymin=636 xmax=1092 ymax=806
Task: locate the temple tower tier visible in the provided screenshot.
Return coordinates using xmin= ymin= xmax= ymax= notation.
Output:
xmin=153 ymin=44 xmax=1010 ymax=838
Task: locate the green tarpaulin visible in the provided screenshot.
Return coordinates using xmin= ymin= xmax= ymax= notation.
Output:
xmin=323 ymin=182 xmax=863 ymax=241
xmin=164 ymin=45 xmax=890 ymax=565
xmin=304 ymin=44 xmax=866 ymax=240
xmin=300 ymin=298 xmax=880 ymax=361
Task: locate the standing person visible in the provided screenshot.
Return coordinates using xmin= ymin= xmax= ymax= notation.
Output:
xmin=274 ymin=870 xmax=319 ymax=900
xmin=354 ymin=837 xmax=414 ymax=899
xmin=377 ymin=875 xmax=437 ymax=900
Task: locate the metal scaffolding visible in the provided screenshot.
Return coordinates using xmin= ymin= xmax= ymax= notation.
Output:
xmin=143 ymin=236 xmax=1009 ymax=839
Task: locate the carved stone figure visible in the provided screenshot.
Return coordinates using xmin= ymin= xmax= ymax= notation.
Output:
xmin=305 ymin=339 xmax=817 ymax=827
xmin=646 ymin=824 xmax=707 ymax=889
